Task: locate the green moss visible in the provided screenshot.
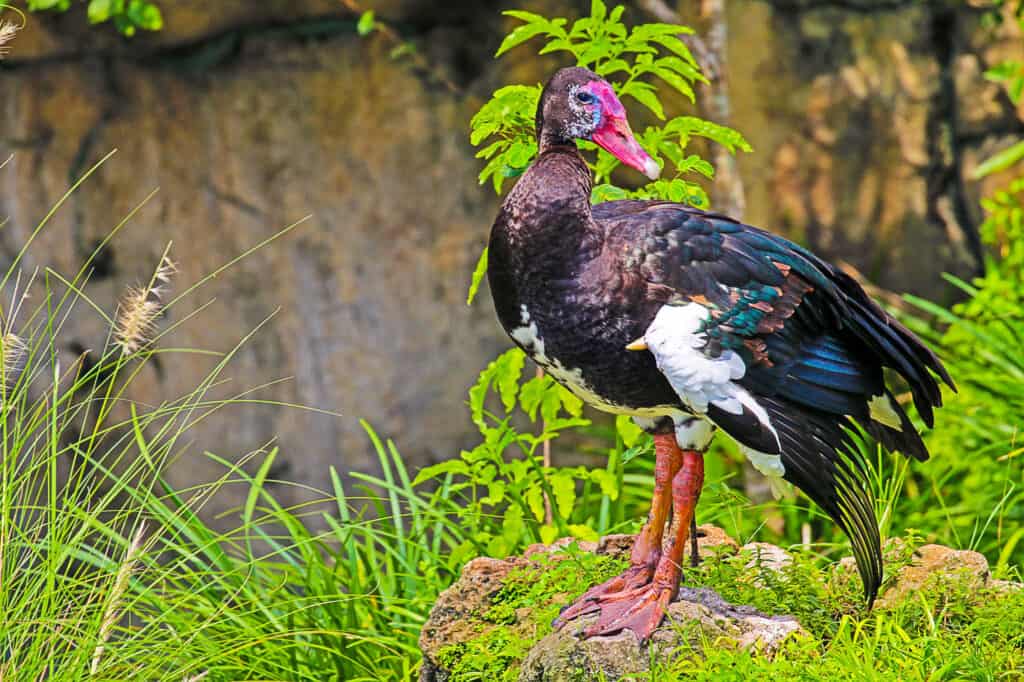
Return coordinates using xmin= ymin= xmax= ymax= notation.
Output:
xmin=436 ymin=544 xmax=628 ymax=681
xmin=438 ymin=535 xmax=1024 ymax=680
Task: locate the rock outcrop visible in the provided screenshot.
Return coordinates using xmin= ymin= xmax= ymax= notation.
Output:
xmin=519 ymin=587 xmax=806 ymax=681
xmin=419 ymin=527 xmax=1022 ymax=681
xmin=842 ymin=540 xmax=1023 ymax=608
xmin=419 ymin=526 xmax=806 ymax=682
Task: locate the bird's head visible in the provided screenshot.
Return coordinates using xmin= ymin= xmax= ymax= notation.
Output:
xmin=536 ymin=66 xmax=660 ymax=181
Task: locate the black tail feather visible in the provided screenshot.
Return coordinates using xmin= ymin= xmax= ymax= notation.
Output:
xmin=830 ymin=269 xmax=955 ymax=427
xmin=762 ymin=397 xmax=883 ymax=605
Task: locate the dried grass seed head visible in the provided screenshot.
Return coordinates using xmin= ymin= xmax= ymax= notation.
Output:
xmin=0 ymin=332 xmax=26 ymax=396
xmin=0 ymin=19 xmax=20 ymax=58
xmin=113 ymin=255 xmax=177 ymax=356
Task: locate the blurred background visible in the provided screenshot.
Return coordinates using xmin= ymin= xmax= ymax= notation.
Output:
xmin=1 ymin=0 xmax=1021 ymax=523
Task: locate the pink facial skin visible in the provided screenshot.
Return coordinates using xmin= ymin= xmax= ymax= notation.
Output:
xmin=585 ymin=80 xmax=661 ymax=181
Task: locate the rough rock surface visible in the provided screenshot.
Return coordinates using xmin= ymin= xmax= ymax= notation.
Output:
xmin=1 ymin=1 xmax=1021 ymax=519
xmin=520 ymin=587 xmax=805 ymax=681
xmin=419 ymin=526 xmax=803 ymax=682
xmin=1 ymin=1 xmax=513 ymax=524
xmin=853 ymin=541 xmax=1023 ymax=609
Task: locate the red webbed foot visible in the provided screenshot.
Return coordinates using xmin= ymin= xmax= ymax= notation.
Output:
xmin=551 ymin=563 xmax=656 ymax=629
xmin=581 ymin=581 xmax=676 ymax=641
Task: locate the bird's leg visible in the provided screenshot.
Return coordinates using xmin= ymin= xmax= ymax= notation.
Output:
xmin=552 ymin=434 xmax=682 ymax=629
xmin=580 ymin=448 xmax=705 ymax=642
xmin=690 ymin=515 xmax=700 ymax=568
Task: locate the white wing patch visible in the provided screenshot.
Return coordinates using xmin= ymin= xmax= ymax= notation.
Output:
xmin=643 ymin=304 xmax=758 ymax=420
xmin=643 ymin=303 xmax=747 ymax=415
xmin=642 ymin=303 xmax=785 ymax=476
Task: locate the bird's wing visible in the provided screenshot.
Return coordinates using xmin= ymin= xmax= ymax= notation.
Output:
xmin=598 ymin=201 xmax=954 ymax=603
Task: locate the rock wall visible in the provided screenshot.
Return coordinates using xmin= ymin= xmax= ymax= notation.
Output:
xmin=0 ymin=1 xmax=1020 ymax=520
xmin=729 ymin=0 xmax=1023 ymax=295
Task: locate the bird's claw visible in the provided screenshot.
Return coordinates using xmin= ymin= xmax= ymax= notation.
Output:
xmin=553 ymin=565 xmax=676 ymax=643
xmin=582 ymin=583 xmax=675 ymax=642
xmin=551 ymin=564 xmax=654 ymax=630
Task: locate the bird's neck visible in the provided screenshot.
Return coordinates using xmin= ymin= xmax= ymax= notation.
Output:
xmin=487 ymin=141 xmax=601 ymax=336
xmin=498 ymin=143 xmax=595 ymax=259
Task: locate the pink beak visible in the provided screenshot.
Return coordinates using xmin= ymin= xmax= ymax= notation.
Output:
xmin=592 ymin=117 xmax=661 ymax=181
xmin=587 ymin=81 xmax=660 ymax=181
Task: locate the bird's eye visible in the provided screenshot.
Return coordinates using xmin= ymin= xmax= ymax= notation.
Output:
xmin=576 ymin=91 xmax=596 ymax=104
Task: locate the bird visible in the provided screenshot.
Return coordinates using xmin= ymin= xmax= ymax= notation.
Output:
xmin=485 ymin=66 xmax=953 ymax=643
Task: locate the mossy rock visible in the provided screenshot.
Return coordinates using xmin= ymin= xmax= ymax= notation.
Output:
xmin=419 ymin=527 xmax=1024 ymax=681
xmin=418 ymin=527 xmax=799 ymax=681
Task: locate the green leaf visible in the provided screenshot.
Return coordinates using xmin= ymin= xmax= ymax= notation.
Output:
xmin=657 ymin=55 xmax=705 ymax=82
xmin=668 ymin=178 xmax=687 ymax=202
xmin=482 ymin=480 xmax=506 ymax=505
xmin=590 ymin=469 xmax=618 ymax=499
xmin=540 ymin=386 xmax=563 ymax=425
xmin=412 ymin=459 xmax=470 ymax=486
xmin=631 ymin=22 xmax=695 ymax=38
xmin=615 ymin=415 xmax=645 ymax=448
xmin=28 ymin=0 xmax=71 ymax=10
xmin=114 ymin=16 xmax=136 ymax=36
xmin=591 ymin=0 xmax=607 ymax=23
xmin=622 ymin=82 xmax=665 ymax=120
xmin=495 ymin=349 xmax=525 ymax=413
xmin=621 ymin=444 xmax=646 ymax=464
xmin=592 ymin=183 xmax=630 ymax=203
xmin=539 ymin=524 xmax=559 ymax=544
xmin=506 ymin=139 xmax=536 ymax=168
xmin=557 ymin=385 xmax=583 ymax=417
xmin=653 ymin=68 xmax=696 ymax=102
xmin=973 ymin=141 xmax=1024 ymax=180
xmin=677 ymin=154 xmax=715 ymax=178
xmin=569 ymin=524 xmax=601 ymax=542
xmin=136 ymin=3 xmax=162 ymax=31
xmin=474 ymin=139 xmax=505 ymax=160
xmin=985 ymin=60 xmax=1024 ymax=105
xmin=649 ymin=34 xmax=698 ymax=65
xmin=466 ymin=246 xmax=488 ymax=305
xmin=121 ymin=0 xmax=161 ymax=32
xmin=469 ymin=349 xmax=524 ymax=428
xmin=538 ymin=37 xmax=577 ymax=57
xmin=578 ymin=39 xmax=615 ymax=67
xmin=495 ymin=21 xmax=551 ymax=57
xmin=595 ymin=58 xmax=631 ymax=77
xmin=551 ymin=472 xmax=576 ymax=520
xmin=666 ymin=116 xmax=752 ymax=152
xmin=357 ymin=10 xmax=376 ymax=36
xmin=519 ymin=374 xmax=553 ymax=420
xmin=526 ymin=486 xmax=546 ymax=522
xmin=503 ymin=10 xmax=549 ymax=24
xmin=88 ymin=0 xmax=113 ymax=23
